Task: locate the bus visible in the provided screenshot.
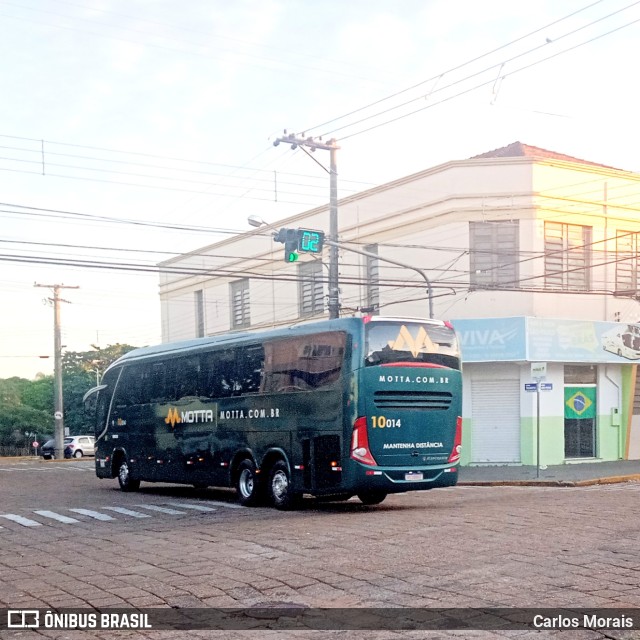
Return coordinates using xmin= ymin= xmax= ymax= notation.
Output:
xmin=84 ymin=316 xmax=462 ymax=509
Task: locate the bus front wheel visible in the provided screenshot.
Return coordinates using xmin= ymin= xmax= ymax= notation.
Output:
xmin=268 ymin=461 xmax=301 ymax=510
xmin=357 ymin=491 xmax=387 ymax=506
xmin=117 ymin=459 xmax=140 ymax=492
xmin=236 ymin=459 xmax=262 ymax=507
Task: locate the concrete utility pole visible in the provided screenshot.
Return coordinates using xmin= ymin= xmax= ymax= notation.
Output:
xmin=34 ymin=283 xmax=79 ymax=460
xmin=273 ymin=132 xmax=340 ymax=319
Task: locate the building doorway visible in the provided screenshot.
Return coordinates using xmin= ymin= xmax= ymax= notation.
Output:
xmin=564 ymin=365 xmax=596 ymax=459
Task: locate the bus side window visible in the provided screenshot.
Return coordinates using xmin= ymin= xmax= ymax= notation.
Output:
xmin=262 ymin=333 xmax=345 ymax=393
xmin=148 ymin=362 xmax=167 ymax=403
xmin=236 ymin=345 xmax=264 ymax=395
xmin=174 ymin=356 xmax=201 ymax=400
xmin=114 ymin=365 xmax=143 ymax=407
xmin=202 ymin=349 xmax=236 ymax=399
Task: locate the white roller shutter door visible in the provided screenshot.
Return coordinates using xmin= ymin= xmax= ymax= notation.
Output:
xmin=471 ymin=378 xmax=521 ymax=463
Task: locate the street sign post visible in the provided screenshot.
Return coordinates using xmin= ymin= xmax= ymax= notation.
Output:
xmin=530 ymin=363 xmax=547 ymax=479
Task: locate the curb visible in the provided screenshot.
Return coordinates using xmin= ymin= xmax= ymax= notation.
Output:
xmin=458 ymin=474 xmax=640 ymax=487
xmin=0 ymin=456 xmax=84 ymax=463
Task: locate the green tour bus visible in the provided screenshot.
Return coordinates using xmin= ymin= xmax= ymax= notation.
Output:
xmin=84 ymin=316 xmax=462 ymax=509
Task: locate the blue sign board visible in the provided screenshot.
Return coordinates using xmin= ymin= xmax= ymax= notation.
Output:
xmin=452 ymin=317 xmax=526 ymax=362
xmin=525 ymin=383 xmax=538 ymax=392
xmin=451 ymin=316 xmax=640 ymax=364
xmin=539 ymin=382 xmax=553 ymax=391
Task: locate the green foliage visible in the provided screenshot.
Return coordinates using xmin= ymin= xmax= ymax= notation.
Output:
xmin=61 ymin=343 xmax=137 ymax=433
xmin=21 ymin=377 xmax=54 ymax=412
xmin=0 ymin=377 xmax=51 ymax=446
xmin=62 ymin=343 xmax=137 ymax=377
xmin=0 ymin=344 xmax=138 ymax=447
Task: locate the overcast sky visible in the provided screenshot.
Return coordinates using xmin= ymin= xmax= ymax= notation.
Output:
xmin=2 ymin=0 xmax=640 ymax=379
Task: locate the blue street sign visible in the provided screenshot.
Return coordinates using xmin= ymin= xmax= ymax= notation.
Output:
xmin=539 ymin=382 xmax=553 ymax=391
xmin=525 ymin=383 xmax=538 ymax=392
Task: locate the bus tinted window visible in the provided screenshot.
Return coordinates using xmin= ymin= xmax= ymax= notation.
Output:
xmin=114 ymin=365 xmax=145 ymax=406
xmin=262 ymin=332 xmax=345 ymax=392
xmin=365 ymin=322 xmax=460 ymax=369
xmin=171 ymin=356 xmax=201 ymax=400
xmin=148 ymin=362 xmax=166 ymax=403
xmin=202 ymin=349 xmax=237 ymax=398
xmin=236 ymin=345 xmax=264 ymax=395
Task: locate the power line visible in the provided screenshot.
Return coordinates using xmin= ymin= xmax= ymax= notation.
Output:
xmin=0 ymin=135 xmax=375 ymax=187
xmin=301 ymin=0 xmax=608 ymax=135
xmin=332 ymin=10 xmax=640 ymax=141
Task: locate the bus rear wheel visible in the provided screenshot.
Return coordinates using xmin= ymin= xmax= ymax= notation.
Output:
xmin=357 ymin=491 xmax=387 ymax=506
xmin=268 ymin=461 xmax=301 ymax=510
xmin=236 ymin=459 xmax=262 ymax=507
xmin=117 ymin=459 xmax=140 ymax=492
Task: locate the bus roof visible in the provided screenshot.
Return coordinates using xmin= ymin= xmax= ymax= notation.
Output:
xmin=106 ymin=316 xmax=447 ymax=371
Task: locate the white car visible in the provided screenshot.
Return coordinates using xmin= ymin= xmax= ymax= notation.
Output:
xmin=64 ymin=435 xmax=96 ymax=458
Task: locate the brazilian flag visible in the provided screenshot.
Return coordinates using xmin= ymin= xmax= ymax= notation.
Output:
xmin=564 ymin=387 xmax=596 ymax=420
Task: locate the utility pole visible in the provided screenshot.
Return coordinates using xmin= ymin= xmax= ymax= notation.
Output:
xmin=324 ymin=240 xmax=434 ymax=319
xmin=274 ymin=132 xmax=341 ymax=318
xmin=34 ymin=283 xmax=79 ymax=460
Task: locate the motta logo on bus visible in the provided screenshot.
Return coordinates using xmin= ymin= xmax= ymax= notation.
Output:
xmin=165 ymin=407 xmax=215 ymax=428
xmin=164 ymin=406 xmax=282 ymax=428
xmin=388 ymin=326 xmax=439 ymax=358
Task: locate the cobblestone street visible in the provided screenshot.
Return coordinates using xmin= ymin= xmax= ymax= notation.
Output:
xmin=1 ymin=460 xmax=640 ymax=639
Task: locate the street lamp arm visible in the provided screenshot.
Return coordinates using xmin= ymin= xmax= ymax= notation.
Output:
xmin=324 ymin=239 xmax=434 ymax=319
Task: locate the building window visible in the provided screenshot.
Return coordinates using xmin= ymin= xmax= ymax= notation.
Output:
xmin=365 ymin=244 xmax=380 ymax=314
xmin=230 ymin=279 xmax=250 ymax=329
xmin=544 ymin=221 xmax=591 ymax=291
xmin=615 ymin=230 xmax=639 ymax=294
xmin=469 ymin=221 xmax=519 ymax=289
xmin=299 ymin=261 xmax=324 ymax=317
xmin=194 ymin=289 xmax=205 ymax=338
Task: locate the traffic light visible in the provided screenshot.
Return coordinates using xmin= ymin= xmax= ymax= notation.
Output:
xmin=285 ymin=238 xmax=299 ymax=262
xmin=273 ymin=228 xmax=325 ymax=262
xmin=274 ymin=228 xmax=300 ymax=262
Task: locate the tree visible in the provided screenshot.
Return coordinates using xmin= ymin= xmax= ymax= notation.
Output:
xmin=0 ymin=344 xmax=138 ymax=448
xmin=62 ymin=344 xmax=138 ymax=434
xmin=0 ymin=377 xmax=51 ymax=447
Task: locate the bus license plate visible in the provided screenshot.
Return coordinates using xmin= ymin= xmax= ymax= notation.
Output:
xmin=405 ymin=473 xmax=423 ymax=481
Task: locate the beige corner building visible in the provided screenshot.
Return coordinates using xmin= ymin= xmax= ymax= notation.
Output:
xmin=160 ymin=142 xmax=640 ymax=467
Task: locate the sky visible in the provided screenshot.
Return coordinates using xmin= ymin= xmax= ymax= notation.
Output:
xmin=2 ymin=0 xmax=640 ymax=380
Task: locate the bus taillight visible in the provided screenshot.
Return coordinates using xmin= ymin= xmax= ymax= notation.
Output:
xmin=351 ymin=416 xmax=377 ymax=466
xmin=447 ymin=416 xmax=462 ymax=464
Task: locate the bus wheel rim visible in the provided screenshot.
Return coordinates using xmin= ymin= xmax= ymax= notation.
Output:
xmin=119 ymin=462 xmax=129 ymax=484
xmin=272 ymin=470 xmax=288 ymax=499
xmin=239 ymin=469 xmax=254 ymax=497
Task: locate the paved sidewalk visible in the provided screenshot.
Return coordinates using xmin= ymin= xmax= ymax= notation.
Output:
xmin=458 ymin=459 xmax=640 ymax=486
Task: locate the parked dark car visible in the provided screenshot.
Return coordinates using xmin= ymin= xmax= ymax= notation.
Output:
xmin=40 ymin=438 xmax=56 ymax=459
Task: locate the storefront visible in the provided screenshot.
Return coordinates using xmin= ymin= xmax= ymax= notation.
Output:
xmin=451 ymin=317 xmax=640 ymax=466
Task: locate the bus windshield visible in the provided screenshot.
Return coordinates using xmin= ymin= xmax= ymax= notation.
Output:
xmin=365 ymin=320 xmax=460 ymax=369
